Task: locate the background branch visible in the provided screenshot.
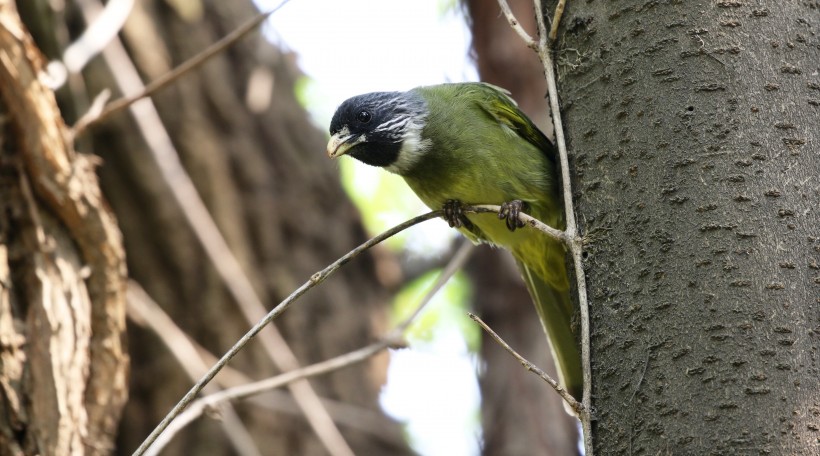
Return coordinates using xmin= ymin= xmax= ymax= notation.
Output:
xmin=126 ymin=282 xmax=262 ymax=456
xmin=72 ymin=0 xmax=292 ymax=135
xmin=144 ymin=234 xmax=473 ymax=455
xmin=134 ymin=210 xmax=442 ymax=455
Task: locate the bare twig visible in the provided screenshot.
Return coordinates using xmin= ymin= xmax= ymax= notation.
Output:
xmin=72 ymin=1 xmax=292 ymax=135
xmin=534 ymin=3 xmax=595 ymax=454
xmin=134 ymin=210 xmax=442 ymax=455
xmin=163 ymin=344 xmax=393 ymax=454
xmin=127 ymin=282 xmax=262 ymax=456
xmin=466 ymin=204 xmax=570 ymax=244
xmin=532 ymin=0 xmax=549 ymax=49
xmin=396 ymin=240 xmax=474 ymax=332
xmin=468 ymin=313 xmax=583 ymax=415
xmin=549 ymin=0 xmax=568 ymax=42
xmin=150 ymin=337 xmax=403 ymax=456
xmin=534 ymin=23 xmax=594 ymax=456
xmin=496 ymin=0 xmax=538 ymax=50
xmin=149 ymin=242 xmax=473 ymax=454
xmin=128 ymin=289 xmax=406 ymax=447
xmin=494 ymin=0 xmax=594 ymax=454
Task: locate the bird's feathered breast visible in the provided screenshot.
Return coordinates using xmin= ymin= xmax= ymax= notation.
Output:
xmin=406 ymin=83 xmax=559 ymax=214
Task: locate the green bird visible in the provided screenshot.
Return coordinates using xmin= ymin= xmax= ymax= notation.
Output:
xmin=326 ymin=82 xmax=581 ymax=401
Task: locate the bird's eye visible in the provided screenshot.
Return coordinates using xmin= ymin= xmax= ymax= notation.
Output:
xmin=356 ymin=110 xmax=372 ymax=123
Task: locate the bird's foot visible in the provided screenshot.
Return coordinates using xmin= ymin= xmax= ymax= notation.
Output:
xmin=498 ymin=200 xmax=528 ymax=232
xmin=442 ymin=199 xmax=474 ymax=230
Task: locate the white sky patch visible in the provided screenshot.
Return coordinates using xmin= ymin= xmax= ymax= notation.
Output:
xmin=263 ymin=0 xmax=477 ymax=125
xmin=381 ymin=332 xmax=482 ymax=456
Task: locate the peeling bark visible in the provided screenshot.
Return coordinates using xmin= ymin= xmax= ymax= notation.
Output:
xmin=0 ymin=2 xmax=128 ymax=454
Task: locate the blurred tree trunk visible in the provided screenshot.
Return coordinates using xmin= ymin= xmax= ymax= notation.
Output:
xmin=557 ymin=0 xmax=819 ymax=454
xmin=15 ymin=0 xmax=412 ymax=455
xmin=465 ymin=1 xmax=579 ymax=455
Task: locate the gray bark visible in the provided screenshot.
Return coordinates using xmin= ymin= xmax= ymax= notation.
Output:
xmin=557 ymin=0 xmax=819 ymax=453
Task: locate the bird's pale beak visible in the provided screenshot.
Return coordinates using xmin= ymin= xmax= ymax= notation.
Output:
xmin=327 ymin=132 xmax=364 ymax=158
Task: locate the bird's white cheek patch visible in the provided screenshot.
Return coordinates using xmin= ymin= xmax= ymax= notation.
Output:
xmin=385 ymin=121 xmax=431 ymax=175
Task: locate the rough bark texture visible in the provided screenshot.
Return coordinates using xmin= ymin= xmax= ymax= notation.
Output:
xmin=556 ymin=0 xmax=820 ymax=454
xmin=16 ymin=0 xmax=412 ymax=454
xmin=0 ymin=2 xmax=128 ymax=454
xmin=465 ymin=1 xmax=578 ymax=454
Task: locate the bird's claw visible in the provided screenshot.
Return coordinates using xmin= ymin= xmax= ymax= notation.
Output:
xmin=443 ymin=199 xmax=473 ymax=230
xmin=498 ymin=200 xmax=528 ymax=232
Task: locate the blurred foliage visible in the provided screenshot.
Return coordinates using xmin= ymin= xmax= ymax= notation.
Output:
xmin=437 ymin=0 xmax=460 ymax=16
xmin=339 ymin=160 xmax=432 ymax=251
xmin=391 ymin=270 xmax=480 ymax=352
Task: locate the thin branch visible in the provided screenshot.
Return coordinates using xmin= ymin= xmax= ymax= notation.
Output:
xmin=549 ymin=0 xmax=567 ymax=42
xmin=72 ymin=0 xmax=292 ymax=135
xmin=496 ymin=0 xmax=537 ymax=50
xmin=468 ymin=313 xmax=583 ymax=415
xmin=465 ymin=204 xmax=570 ymax=245
xmin=495 ymin=0 xmax=594 ymax=453
xmin=148 ymin=342 xmax=396 ymax=456
xmin=133 ymin=210 xmax=442 ymax=455
xmin=126 ymin=282 xmax=262 ymax=456
xmin=396 ymin=240 xmax=474 ymax=332
xmin=533 ymin=0 xmax=549 ymax=49
xmin=128 ymin=291 xmax=407 ymax=448
xmin=151 ymin=242 xmax=472 ymax=454
xmin=531 ymin=1 xmax=595 ymax=454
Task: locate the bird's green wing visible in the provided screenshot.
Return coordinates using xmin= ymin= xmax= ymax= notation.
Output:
xmin=470 ymin=83 xmax=556 ymax=162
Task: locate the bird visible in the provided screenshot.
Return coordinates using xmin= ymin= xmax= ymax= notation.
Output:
xmin=326 ymin=82 xmax=581 ymax=402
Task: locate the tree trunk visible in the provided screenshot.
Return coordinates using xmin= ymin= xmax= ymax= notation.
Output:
xmin=556 ymin=0 xmax=819 ymax=453
xmin=0 ymin=3 xmax=128 ymax=454
xmin=15 ymin=0 xmax=412 ymax=454
xmin=466 ymin=1 xmax=578 ymax=454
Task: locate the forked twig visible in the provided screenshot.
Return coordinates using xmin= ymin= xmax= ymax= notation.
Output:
xmin=145 ymin=241 xmax=475 ymax=455
xmin=133 ymin=210 xmax=442 ymax=455
xmin=148 ymin=339 xmax=402 ymax=456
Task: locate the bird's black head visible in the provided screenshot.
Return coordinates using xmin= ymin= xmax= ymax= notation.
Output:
xmin=327 ymin=90 xmax=429 ymax=174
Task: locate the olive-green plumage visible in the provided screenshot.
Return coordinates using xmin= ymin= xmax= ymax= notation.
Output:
xmin=328 ymin=82 xmax=581 ymax=401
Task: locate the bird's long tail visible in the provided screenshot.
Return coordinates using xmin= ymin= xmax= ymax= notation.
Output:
xmin=516 ymin=259 xmax=582 ymax=403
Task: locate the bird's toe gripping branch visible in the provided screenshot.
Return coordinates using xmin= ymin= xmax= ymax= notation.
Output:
xmin=498 ymin=200 xmax=528 ymax=232
xmin=442 ymin=199 xmax=475 ymax=231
